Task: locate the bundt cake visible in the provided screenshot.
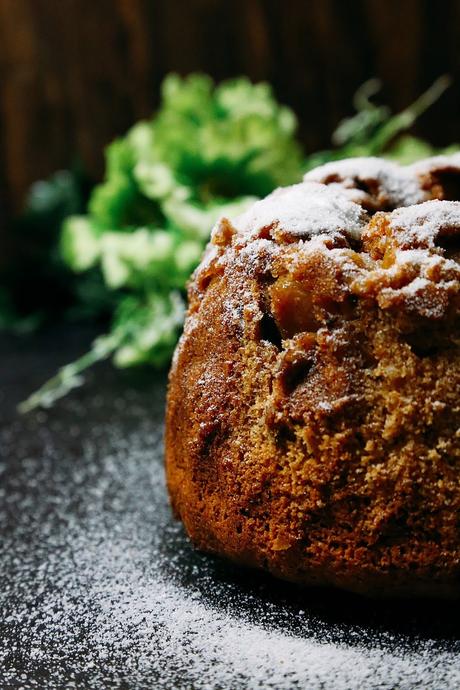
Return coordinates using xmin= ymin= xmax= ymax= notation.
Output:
xmin=165 ymin=155 xmax=460 ymax=598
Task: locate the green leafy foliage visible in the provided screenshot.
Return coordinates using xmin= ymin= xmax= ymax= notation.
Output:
xmin=52 ymin=75 xmax=302 ymax=382
xmin=18 ymin=74 xmax=458 ymax=411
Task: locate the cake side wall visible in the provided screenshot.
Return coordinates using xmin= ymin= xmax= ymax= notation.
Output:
xmin=165 ymin=237 xmax=460 ymax=597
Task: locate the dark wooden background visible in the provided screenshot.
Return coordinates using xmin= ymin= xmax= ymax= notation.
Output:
xmin=1 ymin=0 xmax=460 ymax=218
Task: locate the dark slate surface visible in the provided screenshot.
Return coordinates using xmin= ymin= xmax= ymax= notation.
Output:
xmin=0 ymin=327 xmax=459 ymax=689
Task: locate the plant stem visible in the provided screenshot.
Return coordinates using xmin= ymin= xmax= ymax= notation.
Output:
xmin=18 ymin=331 xmax=122 ymax=414
xmin=370 ymin=75 xmax=452 ymax=153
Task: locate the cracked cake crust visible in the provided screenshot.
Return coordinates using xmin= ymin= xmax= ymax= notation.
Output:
xmin=165 ymin=156 xmax=460 ymax=598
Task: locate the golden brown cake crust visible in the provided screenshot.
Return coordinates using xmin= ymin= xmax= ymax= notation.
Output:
xmin=165 ymin=156 xmax=460 ymax=598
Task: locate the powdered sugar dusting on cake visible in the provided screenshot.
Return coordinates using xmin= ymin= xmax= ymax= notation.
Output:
xmin=388 ymin=200 xmax=460 ymax=248
xmin=410 ymin=152 xmax=460 ymax=177
xmin=212 ymin=153 xmax=460 ymax=254
xmin=304 ymin=157 xmax=427 ymax=207
xmin=194 ymin=155 xmax=460 ymax=322
xmin=232 ymin=182 xmax=368 ymax=241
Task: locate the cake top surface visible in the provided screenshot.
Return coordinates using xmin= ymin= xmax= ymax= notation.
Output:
xmin=232 ymin=181 xmax=368 ymax=241
xmin=203 ymin=154 xmax=460 ymax=321
xmin=388 ymin=199 xmax=460 ymax=248
xmin=304 ymin=156 xmax=427 ymax=208
xmin=226 ymin=154 xmax=460 ymax=246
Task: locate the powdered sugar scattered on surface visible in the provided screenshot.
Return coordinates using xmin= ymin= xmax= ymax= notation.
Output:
xmin=1 ymin=364 xmax=459 ymax=690
xmin=233 ymin=182 xmax=367 ymax=241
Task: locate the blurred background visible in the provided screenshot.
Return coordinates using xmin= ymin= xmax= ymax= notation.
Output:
xmin=2 ymin=0 xmax=460 ymax=217
xmin=1 ymin=0 xmax=459 ymax=409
